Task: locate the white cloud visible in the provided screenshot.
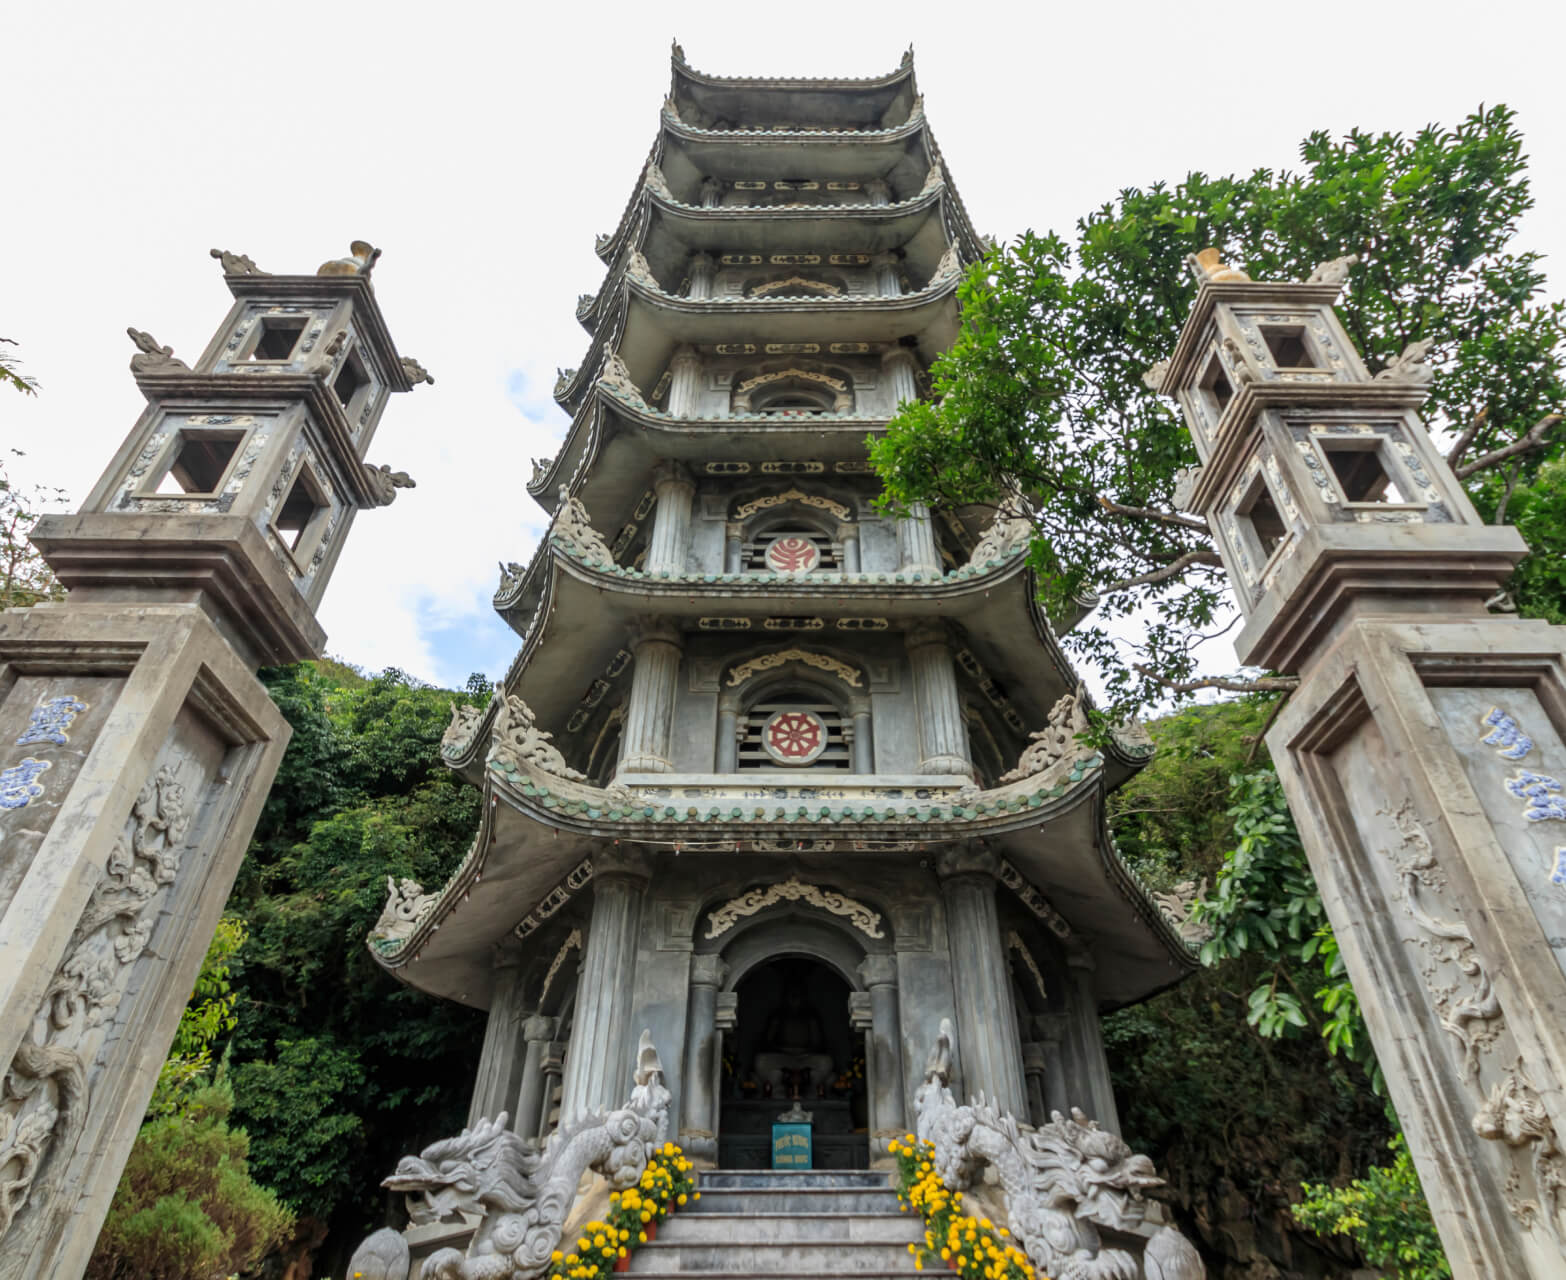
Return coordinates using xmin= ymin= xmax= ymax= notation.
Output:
xmin=6 ymin=0 xmax=1562 ymax=690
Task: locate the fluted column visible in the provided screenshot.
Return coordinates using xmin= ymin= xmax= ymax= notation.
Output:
xmin=937 ymin=846 xmax=1028 ymax=1117
xmin=871 ymin=252 xmax=901 ymax=297
xmin=646 ymin=461 xmax=696 ymax=574
xmin=858 ymin=954 xmax=906 ymax=1157
xmin=906 ymin=622 xmax=969 ymax=775
xmin=621 ymin=619 xmax=682 ymax=773
xmin=667 ymin=345 xmax=704 ymax=418
xmin=1034 ymin=1015 xmax=1071 ymax=1118
xmin=700 ymin=177 xmax=722 ymax=208
xmin=512 ymin=1014 xmax=557 ymax=1141
xmin=1064 ymin=953 xmax=1120 ymax=1133
xmin=559 ymin=848 xmax=651 ymax=1123
xmin=468 ymin=953 xmax=527 ymax=1126
xmin=882 ymin=349 xmax=942 ymax=572
xmin=679 ymin=954 xmax=728 ymax=1164
xmin=688 ymin=253 xmax=716 ymax=300
xmin=1021 ymin=1042 xmax=1049 ymax=1127
xmin=865 ymin=178 xmax=891 ymax=207
xmin=716 ymin=692 xmax=740 ymax=772
xmin=848 ymin=695 xmax=874 ymax=773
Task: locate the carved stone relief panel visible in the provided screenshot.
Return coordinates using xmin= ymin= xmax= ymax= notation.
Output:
xmin=1 ymin=703 xmax=230 ymax=1251
xmin=1428 ymin=688 xmax=1566 ymax=982
xmin=1331 ymin=724 xmax=1566 ymax=1252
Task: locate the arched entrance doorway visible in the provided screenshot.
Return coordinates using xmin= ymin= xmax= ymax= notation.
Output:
xmin=717 ymin=956 xmax=869 ymax=1169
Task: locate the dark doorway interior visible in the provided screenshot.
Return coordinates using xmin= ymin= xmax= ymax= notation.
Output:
xmin=716 ymin=957 xmax=868 ymax=1169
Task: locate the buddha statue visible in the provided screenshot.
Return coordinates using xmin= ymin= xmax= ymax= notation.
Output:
xmin=754 ymin=981 xmax=834 ymax=1097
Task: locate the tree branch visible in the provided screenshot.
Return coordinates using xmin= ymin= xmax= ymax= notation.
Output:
xmin=1454 ymin=413 xmax=1562 ymax=479
xmin=1133 ymin=664 xmax=1301 ymax=695
xmin=1445 ymin=406 xmax=1488 ymax=468
xmin=1105 ymin=550 xmax=1224 ymax=593
xmin=1098 ymin=497 xmax=1211 ymax=532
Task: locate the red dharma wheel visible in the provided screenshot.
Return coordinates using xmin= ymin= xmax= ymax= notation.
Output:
xmin=765 ymin=536 xmax=820 ymax=574
xmin=761 ymin=709 xmax=828 ymax=765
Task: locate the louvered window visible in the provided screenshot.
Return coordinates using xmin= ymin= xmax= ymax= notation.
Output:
xmin=738 ymin=694 xmax=852 ymax=771
xmin=743 ymin=525 xmax=840 ymax=572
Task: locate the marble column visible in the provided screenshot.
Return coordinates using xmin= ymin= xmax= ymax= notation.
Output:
xmin=884 ymin=345 xmax=941 ymax=576
xmin=559 ymin=848 xmax=651 ymax=1123
xmin=1063 ymin=952 xmax=1120 ymax=1133
xmin=858 ymin=954 xmax=906 ymax=1157
xmin=848 ymin=696 xmax=874 ymax=773
xmin=716 ymin=693 xmax=740 ymax=772
xmin=700 ymin=177 xmax=722 ymax=208
xmin=667 ymin=345 xmax=704 ymax=418
xmin=646 ymin=461 xmax=696 ymax=574
xmin=679 ymin=954 xmax=728 ymax=1164
xmin=512 ymin=1014 xmax=557 ymax=1141
xmin=882 ymin=345 xmax=919 ymax=407
xmin=871 ymin=252 xmax=901 ymax=297
xmin=864 ymin=178 xmax=891 ymax=207
xmin=724 ymin=522 xmax=744 ymax=573
xmin=687 ymin=253 xmax=716 ymax=300
xmin=468 ymin=953 xmax=527 ymax=1126
xmin=937 ymin=846 xmax=1028 ymax=1117
xmin=621 ymin=619 xmax=682 ymax=773
xmin=907 ymin=622 xmax=970 ymax=775
xmin=1021 ymin=1041 xmax=1049 ymax=1127
xmin=538 ymin=1041 xmax=566 ymax=1138
xmin=838 ymin=522 xmax=862 ymax=572
xmin=1034 ymin=1015 xmax=1071 ymax=1118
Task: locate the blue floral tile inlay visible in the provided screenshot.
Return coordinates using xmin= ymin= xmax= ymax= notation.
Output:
xmin=17 ymin=695 xmax=89 ymax=747
xmin=1480 ymin=707 xmax=1533 ymax=761
xmin=1505 ymin=770 xmax=1566 ymax=823
xmin=0 ymin=757 xmax=51 ymax=810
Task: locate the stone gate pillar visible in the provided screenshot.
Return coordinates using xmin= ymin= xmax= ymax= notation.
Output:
xmin=856 ymin=953 xmax=906 ymax=1159
xmin=1156 ymin=252 xmax=1566 ymax=1276
xmin=0 ymin=243 xmax=426 ymax=1279
xmin=678 ymin=954 xmax=727 ymax=1165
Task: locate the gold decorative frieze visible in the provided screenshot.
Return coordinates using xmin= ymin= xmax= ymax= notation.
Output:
xmin=733 ymin=487 xmax=852 ymax=523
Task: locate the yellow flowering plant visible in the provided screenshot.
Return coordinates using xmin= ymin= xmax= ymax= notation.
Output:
xmin=889 ymin=1135 xmax=1038 ymax=1280
xmin=545 ymin=1141 xmax=700 ymax=1280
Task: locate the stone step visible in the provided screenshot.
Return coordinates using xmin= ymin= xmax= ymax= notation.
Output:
xmin=687 ymin=1187 xmax=901 ymax=1215
xmin=630 ymin=1239 xmax=922 ymax=1274
xmin=696 ymin=1169 xmax=891 ymax=1190
xmin=656 ymin=1213 xmax=922 ymax=1246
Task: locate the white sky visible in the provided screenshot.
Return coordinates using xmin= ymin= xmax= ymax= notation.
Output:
xmin=6 ymin=1 xmax=1564 ymax=689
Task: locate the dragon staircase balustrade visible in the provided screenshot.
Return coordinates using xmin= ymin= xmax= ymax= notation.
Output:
xmin=915 ymin=1019 xmax=1205 ymax=1280
xmin=347 ymin=1031 xmax=673 ymax=1280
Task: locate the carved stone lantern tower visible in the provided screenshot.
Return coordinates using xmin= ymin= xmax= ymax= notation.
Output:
xmin=1159 ymin=251 xmax=1566 ymax=1277
xmin=0 ymin=244 xmax=427 ymax=1279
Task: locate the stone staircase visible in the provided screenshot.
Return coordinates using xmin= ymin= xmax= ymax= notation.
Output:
xmin=629 ymin=1169 xmax=925 ymax=1277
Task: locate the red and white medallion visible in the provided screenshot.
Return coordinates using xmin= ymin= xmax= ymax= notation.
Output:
xmin=761 ymin=709 xmax=828 ymax=765
xmin=765 ymin=536 xmax=820 ymax=574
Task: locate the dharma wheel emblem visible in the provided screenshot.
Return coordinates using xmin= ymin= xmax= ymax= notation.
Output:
xmin=765 ymin=536 xmax=820 ymax=574
xmin=761 ymin=710 xmax=828 ymax=765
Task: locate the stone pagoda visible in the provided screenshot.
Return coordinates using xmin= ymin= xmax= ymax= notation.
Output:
xmin=370 ymin=46 xmax=1195 ymax=1179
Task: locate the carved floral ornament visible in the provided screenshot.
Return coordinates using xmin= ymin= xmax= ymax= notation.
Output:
xmin=732 ymin=486 xmax=852 ymax=524
xmin=725 ymin=648 xmax=863 ymax=689
xmin=705 ymin=875 xmax=884 ymax=940
xmin=999 ymin=691 xmax=1092 ymax=785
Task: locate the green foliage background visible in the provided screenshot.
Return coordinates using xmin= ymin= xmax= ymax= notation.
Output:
xmin=221 ymin=661 xmax=486 ymax=1266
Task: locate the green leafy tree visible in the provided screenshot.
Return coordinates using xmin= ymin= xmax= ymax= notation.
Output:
xmin=1295 ymin=1138 xmax=1450 ymax=1279
xmin=0 ymin=450 xmax=64 ymax=610
xmin=220 ymin=662 xmax=487 ymax=1269
xmin=90 ymin=924 xmax=293 ymax=1279
xmin=0 ymin=336 xmax=38 ymax=396
xmin=85 ymin=1082 xmax=294 ymax=1280
xmin=870 ymin=105 xmax=1564 ymax=719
